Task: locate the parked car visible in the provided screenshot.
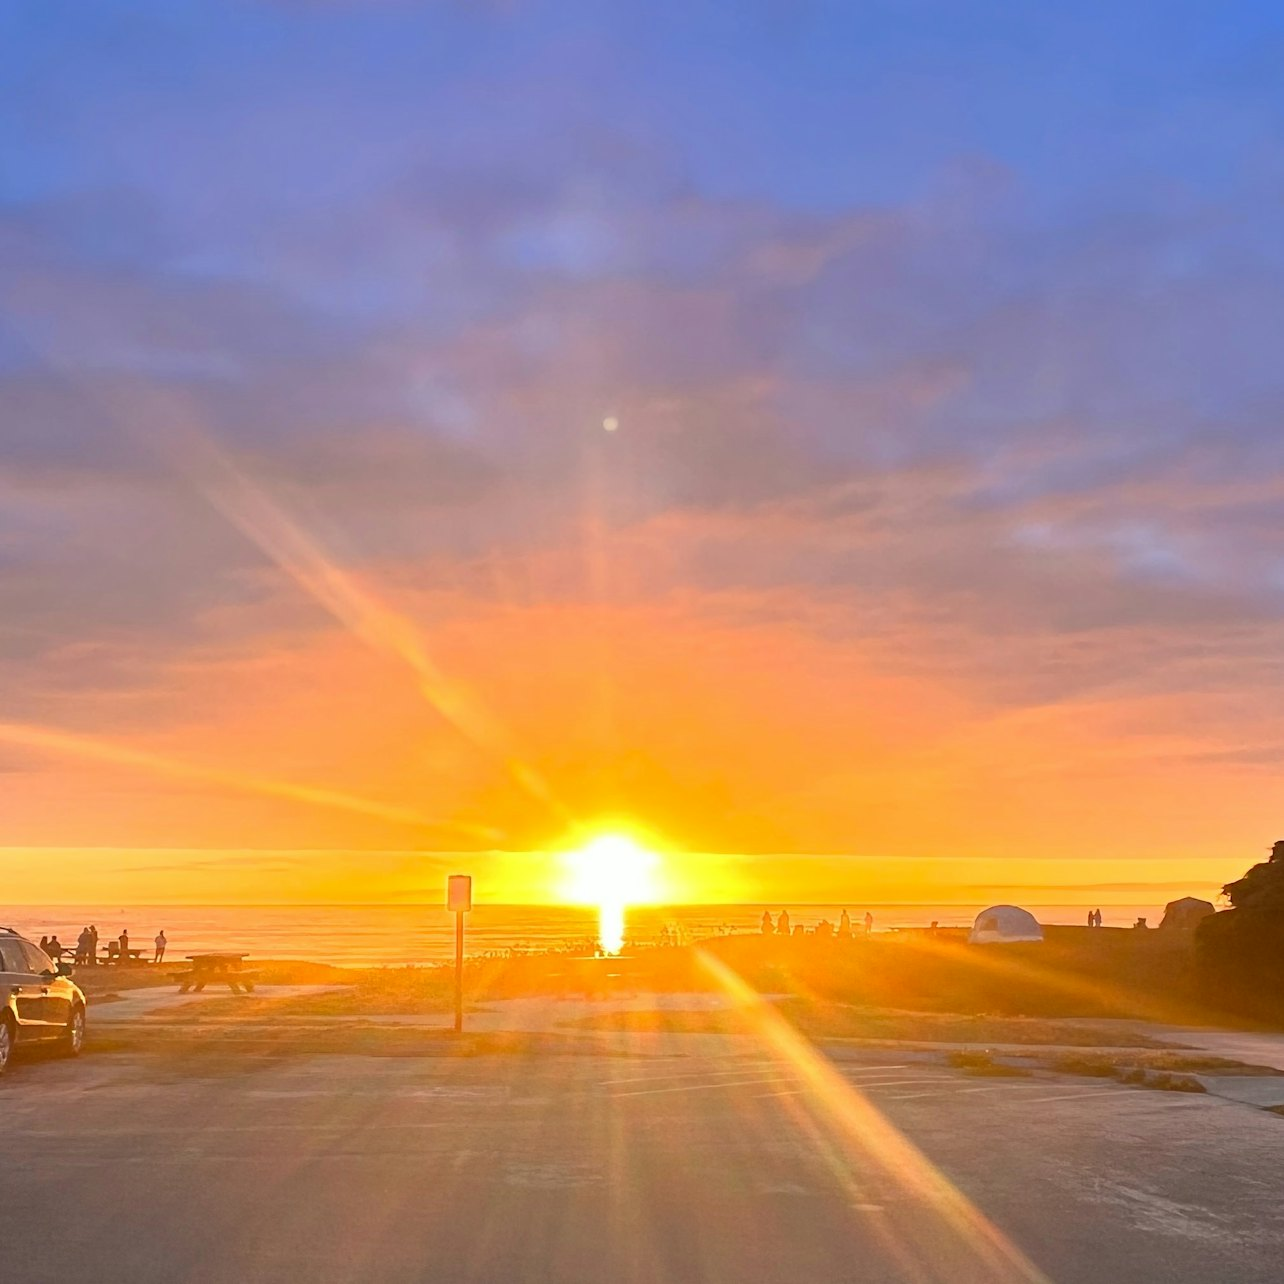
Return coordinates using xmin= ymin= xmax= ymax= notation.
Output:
xmin=0 ymin=928 xmax=86 ymax=1074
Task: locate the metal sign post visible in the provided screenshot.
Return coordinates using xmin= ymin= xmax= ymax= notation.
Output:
xmin=447 ymin=874 xmax=472 ymax=1033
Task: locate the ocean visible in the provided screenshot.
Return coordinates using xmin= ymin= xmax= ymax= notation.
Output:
xmin=2 ymin=902 xmax=1171 ymax=966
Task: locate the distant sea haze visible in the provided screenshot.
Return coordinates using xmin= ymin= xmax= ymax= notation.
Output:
xmin=4 ymin=903 xmax=1178 ymax=967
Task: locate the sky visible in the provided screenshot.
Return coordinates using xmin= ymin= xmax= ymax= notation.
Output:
xmin=3 ymin=0 xmax=1284 ymax=905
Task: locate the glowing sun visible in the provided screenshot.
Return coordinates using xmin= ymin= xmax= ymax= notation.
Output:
xmin=559 ymin=832 xmax=662 ymax=955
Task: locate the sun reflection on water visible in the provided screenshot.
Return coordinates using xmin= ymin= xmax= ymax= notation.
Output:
xmin=598 ymin=901 xmax=626 ymax=955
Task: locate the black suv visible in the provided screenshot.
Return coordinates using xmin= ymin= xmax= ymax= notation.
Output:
xmin=0 ymin=928 xmax=86 ymax=1074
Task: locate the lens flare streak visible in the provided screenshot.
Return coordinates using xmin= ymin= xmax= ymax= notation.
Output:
xmin=0 ymin=720 xmax=491 ymax=839
xmin=695 ymin=951 xmax=1053 ymax=1284
xmin=182 ymin=436 xmax=574 ymax=829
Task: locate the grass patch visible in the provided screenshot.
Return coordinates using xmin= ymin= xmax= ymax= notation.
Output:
xmin=1046 ymin=1050 xmax=1281 ymax=1079
xmin=563 ymin=1000 xmax=1169 ymax=1047
xmin=1029 ymin=1048 xmax=1279 ymax=1093
xmin=165 ymin=965 xmax=454 ymax=1020
xmin=85 ymin=1023 xmax=627 ymax=1076
xmin=1134 ymin=1052 xmax=1282 ymax=1076
xmin=945 ymin=1050 xmax=1031 ymax=1077
xmin=74 ymin=968 xmax=171 ymax=996
xmin=1048 ymin=1052 xmax=1121 ymax=1077
xmin=1146 ymin=1073 xmax=1207 ymax=1093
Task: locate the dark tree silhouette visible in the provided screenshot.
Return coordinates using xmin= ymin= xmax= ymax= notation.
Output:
xmin=1196 ymin=839 xmax=1284 ymax=1021
xmin=1222 ymin=838 xmax=1284 ymax=911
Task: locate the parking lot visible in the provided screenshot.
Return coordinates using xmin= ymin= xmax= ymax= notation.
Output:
xmin=4 ymin=1041 xmax=1284 ymax=1283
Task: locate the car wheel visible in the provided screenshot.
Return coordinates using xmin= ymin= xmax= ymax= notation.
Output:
xmin=58 ymin=1006 xmax=86 ymax=1058
xmin=0 ymin=1015 xmax=14 ymax=1075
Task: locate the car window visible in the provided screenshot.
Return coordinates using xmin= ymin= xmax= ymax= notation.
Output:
xmin=19 ymin=942 xmax=54 ymax=975
xmin=0 ymin=941 xmax=20 ymax=974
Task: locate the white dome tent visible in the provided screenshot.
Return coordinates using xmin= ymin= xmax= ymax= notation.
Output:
xmin=969 ymin=905 xmax=1044 ymax=944
xmin=1159 ymin=897 xmax=1216 ymax=932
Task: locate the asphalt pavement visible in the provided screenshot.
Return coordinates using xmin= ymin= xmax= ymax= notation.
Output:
xmin=3 ymin=1041 xmax=1284 ymax=1283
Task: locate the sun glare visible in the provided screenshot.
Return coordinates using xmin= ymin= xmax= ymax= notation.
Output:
xmin=559 ymin=832 xmax=662 ymax=955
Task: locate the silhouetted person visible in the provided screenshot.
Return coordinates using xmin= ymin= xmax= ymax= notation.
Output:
xmin=864 ymin=911 xmax=874 ymax=935
xmin=1087 ymin=910 xmax=1094 ymax=927
xmin=816 ymin=918 xmax=833 ymax=939
xmin=154 ymin=930 xmax=167 ymax=963
xmin=89 ymin=924 xmax=99 ymax=966
xmin=47 ymin=936 xmax=63 ymax=962
xmin=119 ymin=929 xmax=130 ymax=963
xmin=39 ymin=935 xmax=49 ymax=953
xmin=792 ymin=923 xmax=804 ymax=937
xmin=839 ymin=909 xmax=852 ymax=938
xmin=777 ymin=909 xmax=790 ymax=935
xmin=1133 ymin=916 xmax=1148 ymax=929
xmin=761 ymin=910 xmax=774 ymax=934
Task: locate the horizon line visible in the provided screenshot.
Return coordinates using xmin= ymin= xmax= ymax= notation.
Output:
xmin=2 ymin=896 xmax=1220 ymax=910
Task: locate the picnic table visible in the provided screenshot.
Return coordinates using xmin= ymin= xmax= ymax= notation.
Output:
xmin=171 ymin=953 xmax=259 ymax=994
xmin=99 ymin=945 xmax=148 ymax=966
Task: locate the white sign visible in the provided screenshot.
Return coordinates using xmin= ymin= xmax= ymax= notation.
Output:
xmin=447 ymin=874 xmax=473 ymax=913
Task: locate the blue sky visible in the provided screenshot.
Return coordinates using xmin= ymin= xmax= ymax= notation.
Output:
xmin=3 ymin=1 xmax=1284 ymax=892
xmin=7 ymin=2 xmax=1279 ymax=210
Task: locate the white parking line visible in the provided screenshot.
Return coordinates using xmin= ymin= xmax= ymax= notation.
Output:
xmin=1011 ymin=1088 xmax=1205 ymax=1108
xmin=1013 ymin=1089 xmax=1120 ymax=1104
xmin=599 ymin=1064 xmax=788 ymax=1085
xmin=881 ymin=1085 xmax=1011 ymax=1100
xmin=847 ymin=1077 xmax=965 ymax=1090
xmin=601 ymin=1064 xmax=918 ymax=1088
xmin=610 ymin=1068 xmax=963 ymax=1098
xmin=836 ymin=1065 xmax=914 ymax=1076
xmin=609 ymin=1077 xmax=799 ymax=1098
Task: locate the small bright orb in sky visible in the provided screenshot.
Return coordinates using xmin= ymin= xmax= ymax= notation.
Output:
xmin=560 ymin=832 xmax=660 ymax=955
xmin=602 ymin=415 xmax=619 ymax=432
